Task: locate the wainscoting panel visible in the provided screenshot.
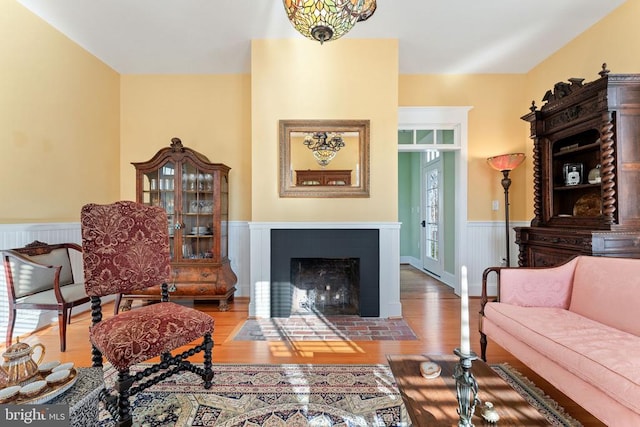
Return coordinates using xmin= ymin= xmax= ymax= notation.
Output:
xmin=228 ymin=221 xmax=250 ymax=297
xmin=464 ymin=221 xmax=528 ymax=297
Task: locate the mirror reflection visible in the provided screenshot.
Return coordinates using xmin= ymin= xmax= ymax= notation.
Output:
xmin=279 ymin=119 xmax=370 ymax=198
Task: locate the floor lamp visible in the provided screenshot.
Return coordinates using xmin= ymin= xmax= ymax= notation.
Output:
xmin=487 ymin=153 xmax=525 ymax=267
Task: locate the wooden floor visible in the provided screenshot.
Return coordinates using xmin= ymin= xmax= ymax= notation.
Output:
xmin=7 ymin=265 xmax=604 ymax=426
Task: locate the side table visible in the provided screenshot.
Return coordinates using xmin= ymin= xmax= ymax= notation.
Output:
xmin=49 ymin=367 xmax=104 ymax=427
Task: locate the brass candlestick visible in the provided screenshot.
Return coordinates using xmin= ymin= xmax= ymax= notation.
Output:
xmin=453 ymin=348 xmax=480 ymax=427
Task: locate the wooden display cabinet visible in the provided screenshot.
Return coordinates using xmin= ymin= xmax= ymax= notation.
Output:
xmin=516 ymin=65 xmax=640 ymax=267
xmin=119 ymin=137 xmax=237 ymax=311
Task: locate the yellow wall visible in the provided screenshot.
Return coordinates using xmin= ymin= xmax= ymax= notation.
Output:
xmin=399 ymin=74 xmax=529 ymax=221
xmin=526 ymin=0 xmax=640 ymax=103
xmin=0 ymin=0 xmax=120 ymax=222
xmin=522 ymin=0 xmax=640 ymax=217
xmin=3 ymin=0 xmax=638 ymax=225
xmin=250 ymin=39 xmax=399 ymax=222
xmin=119 ymin=75 xmax=252 ymax=220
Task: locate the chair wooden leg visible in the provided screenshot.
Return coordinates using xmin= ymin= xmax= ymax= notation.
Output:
xmin=115 ymin=370 xmax=134 ymax=427
xmin=5 ymin=308 xmax=16 ymax=348
xmin=203 ymin=332 xmax=214 ymax=388
xmin=91 ymin=344 xmax=103 ymax=368
xmin=480 ymin=331 xmax=488 ymax=362
xmin=58 ymin=309 xmax=68 ymax=352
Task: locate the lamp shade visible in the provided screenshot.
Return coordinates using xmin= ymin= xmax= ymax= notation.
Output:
xmin=283 ymin=0 xmax=365 ymax=44
xmin=487 ymin=153 xmax=525 ymax=172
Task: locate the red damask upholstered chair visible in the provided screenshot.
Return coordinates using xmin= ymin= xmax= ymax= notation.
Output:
xmin=80 ymin=200 xmax=213 ymax=427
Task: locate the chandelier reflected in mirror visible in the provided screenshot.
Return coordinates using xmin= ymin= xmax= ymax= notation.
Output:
xmin=304 ymin=131 xmax=346 ymax=166
xmin=283 ymin=0 xmax=377 ymax=44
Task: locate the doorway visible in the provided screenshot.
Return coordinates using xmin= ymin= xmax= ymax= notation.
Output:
xmin=422 ymin=152 xmax=443 ymax=277
xmin=398 ymin=107 xmax=470 ymax=289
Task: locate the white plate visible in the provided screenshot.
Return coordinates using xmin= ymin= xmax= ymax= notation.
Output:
xmin=52 ymin=362 xmax=74 ymax=372
xmin=0 ymin=385 xmax=21 ymax=402
xmin=38 ymin=360 xmax=61 ymax=373
xmin=20 ymin=380 xmax=47 ymax=397
xmin=27 ymin=370 xmax=78 ymax=405
xmin=46 ymin=369 xmax=70 ymax=384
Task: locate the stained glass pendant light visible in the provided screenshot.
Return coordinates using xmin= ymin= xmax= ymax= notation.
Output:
xmin=358 ymin=0 xmax=377 ymax=22
xmin=283 ymin=0 xmax=374 ymax=44
xmin=304 ymin=131 xmax=346 ymax=166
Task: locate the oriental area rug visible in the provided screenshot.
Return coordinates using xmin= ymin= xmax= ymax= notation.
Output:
xmin=231 ymin=315 xmax=418 ymax=341
xmin=490 ymin=364 xmax=582 ymax=427
xmin=98 ymin=363 xmax=409 ymax=426
xmin=96 ymin=363 xmax=582 ymax=427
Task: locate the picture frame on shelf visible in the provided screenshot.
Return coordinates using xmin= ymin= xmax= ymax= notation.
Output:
xmin=563 ymin=163 xmax=583 ymax=186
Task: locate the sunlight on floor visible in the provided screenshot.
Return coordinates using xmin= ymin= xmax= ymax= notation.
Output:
xmin=268 ymin=339 xmax=365 ymax=358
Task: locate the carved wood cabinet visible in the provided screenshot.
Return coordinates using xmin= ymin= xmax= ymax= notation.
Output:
xmin=123 ymin=137 xmax=237 ymax=310
xmin=516 ymin=65 xmax=640 ymax=267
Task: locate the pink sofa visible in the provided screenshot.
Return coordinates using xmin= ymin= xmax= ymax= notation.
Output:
xmin=479 ymin=256 xmax=640 ymax=426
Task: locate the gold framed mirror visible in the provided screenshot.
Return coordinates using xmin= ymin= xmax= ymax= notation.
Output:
xmin=279 ymin=119 xmax=370 ymax=198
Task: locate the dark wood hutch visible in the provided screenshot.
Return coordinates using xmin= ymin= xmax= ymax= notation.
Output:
xmin=516 ymin=65 xmax=640 ymax=267
xmin=118 ymin=138 xmax=237 ymax=311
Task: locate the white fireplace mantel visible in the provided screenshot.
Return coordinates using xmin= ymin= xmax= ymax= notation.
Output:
xmin=248 ymin=222 xmax=402 ymax=318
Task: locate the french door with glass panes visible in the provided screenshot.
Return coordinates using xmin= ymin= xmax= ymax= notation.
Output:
xmin=422 ymin=152 xmax=443 ymax=277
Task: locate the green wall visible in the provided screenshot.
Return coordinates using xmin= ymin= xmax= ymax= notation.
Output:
xmin=398 ymin=150 xmax=456 ymax=276
xmin=398 ymin=152 xmax=421 ymax=259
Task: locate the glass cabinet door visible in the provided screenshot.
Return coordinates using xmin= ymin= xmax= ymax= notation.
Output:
xmin=142 ymin=161 xmax=176 ymax=259
xmin=221 ymin=175 xmax=229 ymax=259
xmin=180 ymin=161 xmax=214 ymax=261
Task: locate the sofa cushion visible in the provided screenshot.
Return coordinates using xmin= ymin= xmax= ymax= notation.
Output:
xmin=19 ymin=283 xmax=87 ymax=305
xmin=570 ymin=256 xmax=640 ymax=336
xmin=484 ymin=302 xmax=640 ymax=414
xmin=500 ymin=257 xmax=577 ymax=308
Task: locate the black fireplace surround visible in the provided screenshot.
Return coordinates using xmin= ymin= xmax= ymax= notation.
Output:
xmin=270 ymin=229 xmax=380 ymax=317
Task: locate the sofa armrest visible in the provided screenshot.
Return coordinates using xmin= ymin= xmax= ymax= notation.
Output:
xmin=480 ymin=266 xmax=502 ymax=316
xmin=494 ymin=258 xmax=579 ymax=309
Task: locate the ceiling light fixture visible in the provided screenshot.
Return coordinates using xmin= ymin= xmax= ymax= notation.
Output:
xmin=358 ymin=0 xmax=377 ymax=22
xmin=304 ymin=132 xmax=346 ymax=166
xmin=283 ymin=0 xmax=377 ymax=44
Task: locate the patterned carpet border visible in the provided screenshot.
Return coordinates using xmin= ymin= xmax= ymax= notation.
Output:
xmin=98 ymin=363 xmax=409 ymax=427
xmin=232 ymin=315 xmax=418 ymax=341
xmin=491 ymin=364 xmax=583 ymax=427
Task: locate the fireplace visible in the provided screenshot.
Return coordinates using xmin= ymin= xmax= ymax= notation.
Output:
xmin=270 ymin=229 xmax=379 ymax=317
xmin=248 ymin=222 xmax=401 ymax=319
xmin=290 ymin=258 xmax=360 ymax=315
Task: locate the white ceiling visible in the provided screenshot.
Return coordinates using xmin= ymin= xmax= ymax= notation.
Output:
xmin=17 ymin=0 xmax=625 ymax=74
